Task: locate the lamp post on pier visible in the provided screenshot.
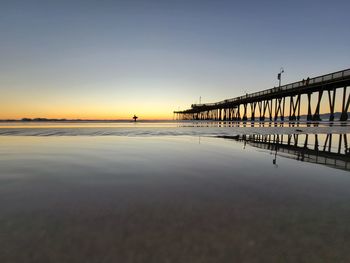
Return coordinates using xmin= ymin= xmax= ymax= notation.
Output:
xmin=277 ymin=67 xmax=285 ymax=87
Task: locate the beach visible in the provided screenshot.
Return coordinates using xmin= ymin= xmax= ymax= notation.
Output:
xmin=1 ymin=122 xmax=350 ymax=262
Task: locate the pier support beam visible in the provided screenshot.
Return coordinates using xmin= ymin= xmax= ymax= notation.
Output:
xmin=327 ymin=89 xmax=336 ymax=121
xmin=274 ymin=98 xmax=284 ymax=121
xmin=313 ymin=90 xmax=323 ymax=121
xmin=267 ymin=100 xmax=272 ymax=121
xmin=340 ymin=86 xmax=350 ymax=121
xmin=236 ymin=105 xmax=241 ymax=120
xmin=307 ymin=93 xmax=313 ymax=121
xmin=288 ymin=95 xmax=300 ymax=121
xmin=258 ymin=101 xmax=264 ymax=121
xmin=250 ymin=102 xmax=257 ymax=121
xmin=242 ymin=104 xmax=248 ymax=121
xmin=297 ymin=94 xmax=301 ymax=121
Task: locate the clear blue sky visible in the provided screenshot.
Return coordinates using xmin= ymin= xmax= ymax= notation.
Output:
xmin=1 ymin=0 xmax=349 ymax=119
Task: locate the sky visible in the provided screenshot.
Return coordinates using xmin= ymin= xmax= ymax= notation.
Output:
xmin=1 ymin=0 xmax=349 ymax=120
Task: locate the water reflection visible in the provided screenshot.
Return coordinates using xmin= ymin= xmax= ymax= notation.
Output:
xmin=223 ymin=133 xmax=350 ymax=171
xmin=1 ymin=135 xmax=350 ymax=262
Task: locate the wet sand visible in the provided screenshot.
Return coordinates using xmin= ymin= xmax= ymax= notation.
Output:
xmin=0 ymin=121 xmax=349 ymax=137
xmin=1 ymin=135 xmax=350 ymax=262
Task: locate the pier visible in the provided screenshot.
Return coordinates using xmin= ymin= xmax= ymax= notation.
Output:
xmin=175 ymin=68 xmax=350 ymax=122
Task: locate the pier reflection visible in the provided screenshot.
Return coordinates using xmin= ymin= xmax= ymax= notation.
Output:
xmin=178 ymin=120 xmax=349 ymax=128
xmin=225 ymin=133 xmax=350 ymax=171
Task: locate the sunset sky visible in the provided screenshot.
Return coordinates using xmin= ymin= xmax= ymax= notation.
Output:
xmin=1 ymin=0 xmax=349 ymax=120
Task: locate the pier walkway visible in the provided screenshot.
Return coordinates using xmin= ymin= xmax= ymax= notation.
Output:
xmin=175 ymin=68 xmax=350 ymax=121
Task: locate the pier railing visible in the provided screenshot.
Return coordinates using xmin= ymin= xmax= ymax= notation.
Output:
xmin=176 ymin=68 xmax=350 ymax=121
xmin=191 ymin=68 xmax=350 ymax=108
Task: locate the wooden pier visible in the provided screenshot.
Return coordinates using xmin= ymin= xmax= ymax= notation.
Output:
xmin=175 ymin=68 xmax=350 ymax=121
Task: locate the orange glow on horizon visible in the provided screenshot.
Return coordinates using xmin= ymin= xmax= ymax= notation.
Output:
xmin=1 ymin=88 xmax=347 ymax=120
xmin=0 ymin=97 xmax=179 ymax=120
xmin=0 ymin=106 xmax=176 ymax=120
xmin=0 ymin=113 xmax=174 ymax=121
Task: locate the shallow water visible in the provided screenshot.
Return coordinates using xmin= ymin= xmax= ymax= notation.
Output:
xmin=1 ymin=125 xmax=350 ymax=262
xmin=0 ymin=120 xmax=349 ymax=136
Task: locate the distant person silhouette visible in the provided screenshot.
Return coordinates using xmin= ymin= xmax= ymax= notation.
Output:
xmin=133 ymin=115 xmax=138 ymax=122
xmin=306 ymin=77 xmax=310 ymax=85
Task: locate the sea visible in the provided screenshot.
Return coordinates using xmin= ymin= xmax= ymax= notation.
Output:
xmin=1 ymin=120 xmax=350 ymax=262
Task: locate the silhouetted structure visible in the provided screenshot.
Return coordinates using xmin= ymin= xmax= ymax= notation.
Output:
xmin=224 ymin=133 xmax=350 ymax=171
xmin=133 ymin=115 xmax=138 ymax=122
xmin=174 ymin=68 xmax=350 ymax=122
